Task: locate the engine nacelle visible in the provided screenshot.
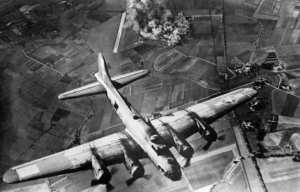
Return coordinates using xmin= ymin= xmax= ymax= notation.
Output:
xmin=123 ymin=147 xmax=145 ymax=178
xmin=91 ymin=152 xmax=111 ymax=184
xmin=195 ymin=118 xmax=217 ymax=142
xmin=169 ymin=128 xmax=194 ymax=159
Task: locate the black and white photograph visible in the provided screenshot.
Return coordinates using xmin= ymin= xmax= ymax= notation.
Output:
xmin=1 ymin=0 xmax=300 ymax=191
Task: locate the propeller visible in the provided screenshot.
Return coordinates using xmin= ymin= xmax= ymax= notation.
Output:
xmin=202 ymin=132 xmax=227 ymax=151
xmin=90 ymin=166 xmax=117 ymax=190
xmin=183 ymin=132 xmax=227 ymax=168
xmin=193 ymin=132 xmax=225 ymax=152
xmin=124 ymin=159 xmax=152 ymax=186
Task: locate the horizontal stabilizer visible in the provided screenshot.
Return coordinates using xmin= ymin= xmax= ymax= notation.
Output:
xmin=58 ymin=69 xmax=149 ymax=100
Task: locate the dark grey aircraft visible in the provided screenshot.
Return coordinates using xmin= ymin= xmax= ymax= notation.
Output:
xmin=3 ymin=53 xmax=257 ymax=185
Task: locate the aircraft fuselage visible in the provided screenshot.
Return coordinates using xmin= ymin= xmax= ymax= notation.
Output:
xmin=94 ymin=73 xmax=182 ymax=181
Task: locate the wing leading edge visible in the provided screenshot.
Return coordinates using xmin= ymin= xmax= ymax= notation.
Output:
xmin=3 ymin=131 xmax=144 ymax=183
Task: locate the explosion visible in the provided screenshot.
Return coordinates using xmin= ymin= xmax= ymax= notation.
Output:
xmin=124 ymin=0 xmax=194 ymax=46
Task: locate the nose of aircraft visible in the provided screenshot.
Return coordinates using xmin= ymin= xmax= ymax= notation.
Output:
xmin=3 ymin=169 xmax=19 ymax=183
xmin=243 ymin=88 xmax=258 ymax=98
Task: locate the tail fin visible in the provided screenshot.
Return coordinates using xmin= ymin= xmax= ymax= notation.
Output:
xmin=95 ymin=53 xmax=114 ymax=89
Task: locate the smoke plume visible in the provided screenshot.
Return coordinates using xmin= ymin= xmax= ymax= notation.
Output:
xmin=124 ymin=0 xmax=193 ymax=46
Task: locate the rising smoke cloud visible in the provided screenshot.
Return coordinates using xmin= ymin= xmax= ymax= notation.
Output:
xmin=124 ymin=0 xmax=193 ymax=46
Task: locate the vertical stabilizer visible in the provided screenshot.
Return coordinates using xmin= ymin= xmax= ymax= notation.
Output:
xmin=96 ymin=53 xmax=114 ymax=89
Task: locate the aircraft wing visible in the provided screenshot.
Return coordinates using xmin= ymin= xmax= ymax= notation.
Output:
xmin=3 ymin=88 xmax=257 ymax=184
xmin=151 ymin=88 xmax=257 ymax=144
xmin=3 ymin=131 xmax=145 ymax=184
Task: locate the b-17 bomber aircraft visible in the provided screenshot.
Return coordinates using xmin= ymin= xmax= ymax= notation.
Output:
xmin=3 ymin=53 xmax=258 ymax=185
